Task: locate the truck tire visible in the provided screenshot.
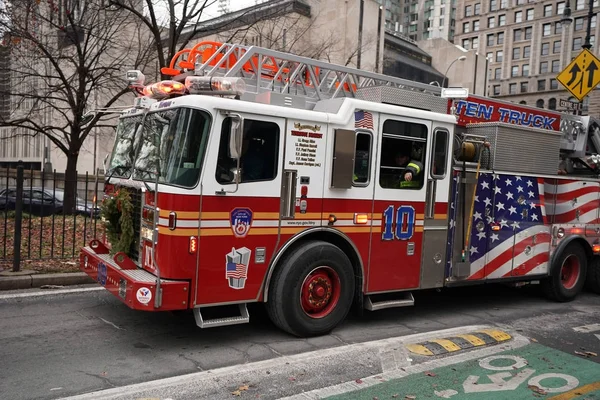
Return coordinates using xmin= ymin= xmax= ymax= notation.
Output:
xmin=543 ymin=242 xmax=587 ymax=302
xmin=585 ymin=256 xmax=600 ymax=294
xmin=267 ymin=241 xmax=355 ymax=337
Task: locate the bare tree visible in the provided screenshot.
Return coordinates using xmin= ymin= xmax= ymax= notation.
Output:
xmin=0 ymin=0 xmax=154 ymax=213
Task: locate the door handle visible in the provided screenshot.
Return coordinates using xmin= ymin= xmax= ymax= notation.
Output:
xmin=426 ymin=179 xmax=436 ymax=219
xmin=281 ymin=170 xmax=297 ymax=219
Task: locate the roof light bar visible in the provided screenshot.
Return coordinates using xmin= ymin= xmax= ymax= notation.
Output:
xmin=185 ymin=76 xmax=246 ymax=96
xmin=142 ymin=80 xmax=186 ymax=99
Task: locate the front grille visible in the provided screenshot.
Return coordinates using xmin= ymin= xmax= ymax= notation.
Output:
xmin=126 ymin=187 xmax=143 ymax=262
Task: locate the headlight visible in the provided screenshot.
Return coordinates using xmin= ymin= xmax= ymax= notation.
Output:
xmin=556 ymin=227 xmax=565 ymax=238
xmin=141 ymin=226 xmax=154 ymax=242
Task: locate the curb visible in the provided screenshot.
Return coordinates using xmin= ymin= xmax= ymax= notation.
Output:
xmin=0 ymin=272 xmax=94 ymax=290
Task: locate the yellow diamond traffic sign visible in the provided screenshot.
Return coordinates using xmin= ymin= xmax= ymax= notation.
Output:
xmin=557 ymin=49 xmax=600 ymax=101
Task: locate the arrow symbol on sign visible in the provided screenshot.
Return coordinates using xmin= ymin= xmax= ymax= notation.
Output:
xmin=587 ymin=61 xmax=598 ymax=87
xmin=567 ymin=64 xmax=582 ymax=86
xmin=463 ymin=368 xmax=536 ymax=393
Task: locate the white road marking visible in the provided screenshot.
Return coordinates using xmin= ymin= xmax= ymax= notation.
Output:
xmin=0 ymin=287 xmax=104 ymax=300
xmin=573 ymin=323 xmax=600 ymax=333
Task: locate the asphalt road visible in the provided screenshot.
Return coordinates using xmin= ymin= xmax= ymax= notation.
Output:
xmin=1 ymin=283 xmax=599 ymax=400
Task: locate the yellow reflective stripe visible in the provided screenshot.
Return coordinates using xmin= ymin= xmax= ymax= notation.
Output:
xmin=407 ymin=162 xmax=421 ymax=174
xmin=428 ymin=339 xmax=462 ymax=352
xmin=405 ymin=344 xmax=434 ymax=356
xmin=454 ymin=334 xmax=486 ymax=347
xmin=476 ymin=329 xmax=512 ymax=342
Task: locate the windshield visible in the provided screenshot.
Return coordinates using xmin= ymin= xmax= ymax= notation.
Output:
xmin=108 ymin=114 xmax=143 ymax=178
xmin=132 ymin=108 xmax=211 ymax=187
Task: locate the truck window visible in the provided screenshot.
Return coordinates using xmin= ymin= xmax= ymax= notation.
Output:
xmin=431 ymin=128 xmax=449 ymax=179
xmin=379 ymin=119 xmax=427 ymax=190
xmin=216 ymin=118 xmax=280 ymax=184
xmin=353 ymin=132 xmax=372 ymax=186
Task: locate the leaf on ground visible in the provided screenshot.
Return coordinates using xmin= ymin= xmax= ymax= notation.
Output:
xmin=355 ymin=378 xmax=363 ymax=384
xmin=232 ymin=390 xmax=241 ymax=396
xmin=239 ymin=385 xmax=250 ymax=391
xmin=405 ymin=395 xmax=416 ymax=400
xmin=425 ymin=371 xmax=436 ymax=377
xmin=527 ymin=385 xmax=547 ymax=395
xmin=530 ymin=338 xmax=538 ymax=342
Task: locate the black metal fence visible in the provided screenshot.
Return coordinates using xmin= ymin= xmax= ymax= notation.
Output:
xmin=0 ymin=166 xmax=105 ymax=271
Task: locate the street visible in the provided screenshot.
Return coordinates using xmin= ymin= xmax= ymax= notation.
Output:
xmin=0 ymin=283 xmax=599 ymax=400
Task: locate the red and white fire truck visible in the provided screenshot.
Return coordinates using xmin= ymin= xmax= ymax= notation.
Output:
xmin=80 ymin=41 xmax=600 ymax=337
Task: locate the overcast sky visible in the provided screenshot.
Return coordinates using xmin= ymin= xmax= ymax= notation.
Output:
xmin=192 ymin=0 xmax=258 ymax=21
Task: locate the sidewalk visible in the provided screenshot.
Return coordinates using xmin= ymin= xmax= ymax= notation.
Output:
xmin=0 ymin=270 xmax=93 ymax=290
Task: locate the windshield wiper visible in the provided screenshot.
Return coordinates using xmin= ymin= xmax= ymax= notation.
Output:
xmin=106 ymin=165 xmax=131 ymax=183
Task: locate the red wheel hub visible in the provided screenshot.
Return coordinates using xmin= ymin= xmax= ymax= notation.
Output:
xmin=561 ymin=255 xmax=581 ymax=290
xmin=300 ymin=267 xmax=341 ymax=319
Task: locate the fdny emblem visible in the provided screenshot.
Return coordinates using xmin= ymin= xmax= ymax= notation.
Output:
xmin=230 ymin=207 xmax=253 ymax=238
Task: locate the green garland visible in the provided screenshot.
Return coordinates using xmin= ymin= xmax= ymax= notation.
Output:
xmin=101 ymin=188 xmax=134 ymax=255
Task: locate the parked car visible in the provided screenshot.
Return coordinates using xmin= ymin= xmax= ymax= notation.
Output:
xmin=0 ymin=187 xmax=99 ymax=217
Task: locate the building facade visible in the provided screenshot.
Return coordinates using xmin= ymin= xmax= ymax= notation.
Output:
xmin=454 ymin=0 xmax=600 ymax=114
xmin=377 ymin=0 xmax=457 ymax=42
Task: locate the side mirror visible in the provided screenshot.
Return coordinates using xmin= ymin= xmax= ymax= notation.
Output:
xmin=228 ymin=115 xmax=244 ymax=160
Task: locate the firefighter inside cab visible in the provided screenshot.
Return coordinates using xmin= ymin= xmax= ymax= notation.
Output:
xmin=380 ymin=143 xmax=424 ymax=189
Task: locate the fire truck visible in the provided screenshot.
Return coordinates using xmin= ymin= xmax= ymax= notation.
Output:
xmin=79 ymin=41 xmax=600 ymax=337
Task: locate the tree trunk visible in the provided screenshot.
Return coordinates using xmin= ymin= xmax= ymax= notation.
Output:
xmin=63 ymin=153 xmax=79 ymax=215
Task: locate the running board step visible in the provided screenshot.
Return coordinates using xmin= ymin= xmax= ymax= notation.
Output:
xmin=193 ymin=304 xmax=250 ymax=328
xmin=364 ymin=292 xmax=415 ymax=311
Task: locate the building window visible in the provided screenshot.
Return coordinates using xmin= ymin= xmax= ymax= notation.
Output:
xmin=523 ymin=64 xmax=530 ymax=77
xmin=495 ymin=68 xmax=501 ymax=79
xmin=543 ymin=23 xmax=551 ymax=36
xmin=463 ymin=22 xmax=470 ymax=33
xmin=521 ymin=81 xmax=528 ymax=92
xmin=488 ymin=16 xmax=495 ymax=28
xmin=538 ymin=79 xmax=546 ymax=90
xmin=465 ymin=5 xmax=472 ymax=16
xmin=557 ymin=2 xmax=565 ymax=15
xmin=525 ymin=26 xmax=532 ymax=39
xmin=499 ymin=15 xmax=506 ymax=26
xmin=555 ymin=22 xmax=563 ymax=34
xmin=487 ymin=34 xmax=495 ymax=46
xmin=553 ymin=40 xmax=562 ymax=53
xmin=512 ymin=65 xmax=519 ymax=77
xmin=523 ymin=45 xmax=531 ymax=57
xmin=493 ymin=85 xmax=500 ymax=95
xmin=541 ymin=42 xmax=550 ymax=55
xmin=487 ymin=51 xmax=494 ymax=62
xmin=540 ymin=61 xmax=549 ymax=73
xmin=575 ymin=17 xmax=584 ymax=31
xmin=509 ymin=83 xmax=517 ymax=94
xmin=550 ymin=78 xmax=558 ymax=89
xmin=472 ymin=37 xmax=479 ymax=49
xmin=490 ymin=0 xmax=497 ymax=11
xmin=462 ymin=38 xmax=471 ymax=49
xmin=498 ymin=32 xmax=504 ymax=44
xmin=552 ymin=59 xmax=560 ymax=72
xmin=573 ymin=37 xmax=583 ymax=51
xmin=473 ymin=20 xmax=480 ymax=31
xmin=513 ymin=47 xmax=521 ymax=60
xmin=496 ymin=50 xmax=503 ymax=61
xmin=475 ymin=3 xmax=481 ymax=14
xmin=593 ymin=15 xmax=597 ymax=28
xmin=514 ymin=29 xmax=522 ymax=41
xmin=536 ymin=99 xmax=545 ymax=108
xmin=544 ymin=4 xmax=552 ymax=17
xmin=576 ymin=0 xmax=585 ymax=10
xmin=549 ymin=98 xmax=557 ymax=110
xmin=526 ymin=8 xmax=534 ymax=20
xmin=515 ymin=10 xmax=522 ymax=23
xmin=501 ymin=0 xmax=507 ymax=8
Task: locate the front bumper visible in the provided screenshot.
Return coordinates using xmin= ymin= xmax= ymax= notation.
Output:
xmin=79 ymin=240 xmax=190 ymax=311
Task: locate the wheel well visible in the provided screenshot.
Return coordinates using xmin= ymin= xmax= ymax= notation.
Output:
xmin=553 ymin=237 xmax=592 ymax=268
xmin=264 ymin=229 xmax=364 ymax=303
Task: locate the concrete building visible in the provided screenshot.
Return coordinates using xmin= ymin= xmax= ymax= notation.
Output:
xmin=377 ymin=0 xmax=457 ymax=42
xmin=454 ymin=0 xmax=600 ymax=115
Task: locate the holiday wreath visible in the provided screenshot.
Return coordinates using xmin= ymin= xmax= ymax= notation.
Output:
xmin=100 ymin=188 xmax=134 ymax=255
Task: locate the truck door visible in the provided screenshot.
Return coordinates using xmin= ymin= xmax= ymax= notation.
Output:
xmin=420 ymin=127 xmax=452 ymax=289
xmin=197 ymin=113 xmax=286 ymax=306
xmin=368 ymin=116 xmax=431 ymax=292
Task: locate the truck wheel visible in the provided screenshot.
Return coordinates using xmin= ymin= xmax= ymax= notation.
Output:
xmin=585 ymin=256 xmax=600 ymax=294
xmin=267 ymin=241 xmax=355 ymax=337
xmin=543 ymin=242 xmax=587 ymax=302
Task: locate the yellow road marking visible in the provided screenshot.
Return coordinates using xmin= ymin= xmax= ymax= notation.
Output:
xmin=405 ymin=344 xmax=434 ymax=356
xmin=477 ymin=329 xmax=512 ymax=342
xmin=547 ymin=381 xmax=600 ymax=400
xmin=428 ymin=339 xmax=462 ymax=352
xmin=454 ymin=334 xmax=486 ymax=347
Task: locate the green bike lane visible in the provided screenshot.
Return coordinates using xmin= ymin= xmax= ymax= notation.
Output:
xmin=326 ymin=343 xmax=600 ymax=400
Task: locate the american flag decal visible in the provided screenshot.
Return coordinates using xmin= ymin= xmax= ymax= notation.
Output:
xmin=226 ymin=262 xmax=247 ymax=279
xmin=460 ymin=173 xmax=551 ymax=280
xmin=544 ymin=179 xmax=600 ymax=223
xmin=355 ymin=110 xmax=373 ymax=130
